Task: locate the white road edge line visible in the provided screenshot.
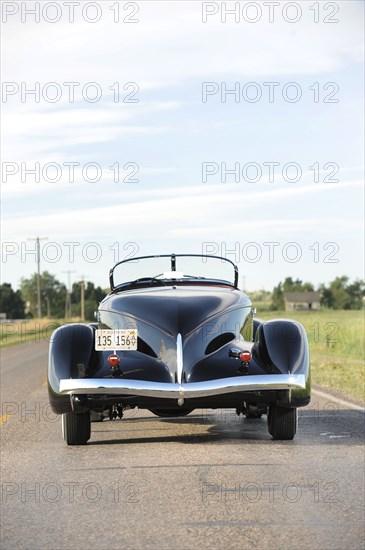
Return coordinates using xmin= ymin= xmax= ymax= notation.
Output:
xmin=312 ymin=388 xmax=365 ymax=413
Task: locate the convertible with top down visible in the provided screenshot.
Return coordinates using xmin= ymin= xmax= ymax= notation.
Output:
xmin=48 ymin=253 xmax=311 ymax=444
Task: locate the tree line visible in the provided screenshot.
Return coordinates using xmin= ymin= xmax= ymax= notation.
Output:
xmin=271 ymin=276 xmax=364 ymax=310
xmin=0 ymin=272 xmax=105 ymax=320
xmin=0 ymin=272 xmax=364 ymax=319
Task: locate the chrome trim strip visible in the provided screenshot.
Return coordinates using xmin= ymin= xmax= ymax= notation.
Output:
xmin=59 ymin=374 xmax=306 ymax=400
xmin=176 ymin=333 xmax=183 ymax=384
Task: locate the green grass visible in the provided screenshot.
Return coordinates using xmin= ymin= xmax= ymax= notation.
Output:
xmin=257 ymin=310 xmax=365 ymax=403
xmin=0 ymin=320 xmax=61 ymax=349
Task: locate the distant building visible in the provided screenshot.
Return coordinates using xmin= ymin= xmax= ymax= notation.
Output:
xmin=284 ymin=291 xmax=321 ymax=311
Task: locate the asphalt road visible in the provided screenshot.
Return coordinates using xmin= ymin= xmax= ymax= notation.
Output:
xmin=1 ymin=341 xmax=364 ymax=550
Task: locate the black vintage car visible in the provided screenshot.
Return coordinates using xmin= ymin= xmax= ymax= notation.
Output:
xmin=48 ymin=254 xmax=310 ymax=444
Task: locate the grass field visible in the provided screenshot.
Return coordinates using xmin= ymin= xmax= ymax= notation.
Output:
xmin=257 ymin=310 xmax=365 ymax=404
xmin=0 ymin=319 xmax=61 ymax=349
xmin=1 ymin=311 xmax=364 ymax=404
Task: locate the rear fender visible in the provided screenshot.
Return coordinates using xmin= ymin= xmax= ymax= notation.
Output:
xmin=48 ymin=323 xmax=99 ymax=413
xmin=252 ymin=319 xmax=310 ymax=407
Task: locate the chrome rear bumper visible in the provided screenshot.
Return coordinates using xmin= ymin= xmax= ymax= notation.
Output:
xmin=59 ymin=374 xmax=306 ymax=405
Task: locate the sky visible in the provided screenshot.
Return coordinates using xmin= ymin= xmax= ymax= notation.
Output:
xmin=1 ymin=0 xmax=364 ymax=292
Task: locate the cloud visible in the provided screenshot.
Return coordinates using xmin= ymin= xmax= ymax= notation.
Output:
xmin=2 ymin=100 xmax=181 ymax=159
xmin=2 ymin=179 xmax=362 ymax=240
xmin=3 ymin=3 xmax=363 ymax=86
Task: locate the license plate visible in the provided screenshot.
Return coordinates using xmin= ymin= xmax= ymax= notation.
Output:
xmin=95 ymin=329 xmax=138 ymax=351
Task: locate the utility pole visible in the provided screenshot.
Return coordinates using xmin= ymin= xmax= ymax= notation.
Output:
xmin=241 ymin=276 xmax=246 ymax=291
xmin=63 ymin=270 xmax=76 ymax=319
xmin=27 ymin=236 xmax=48 ymax=318
xmin=79 ymin=275 xmax=87 ymax=321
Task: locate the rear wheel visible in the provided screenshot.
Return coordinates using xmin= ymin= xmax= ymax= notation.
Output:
xmin=62 ymin=411 xmax=91 ymax=445
xmin=268 ymin=405 xmax=297 ymax=440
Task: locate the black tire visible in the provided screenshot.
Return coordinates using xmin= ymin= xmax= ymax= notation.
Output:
xmin=62 ymin=411 xmax=91 ymax=445
xmin=149 ymin=408 xmax=193 ymax=418
xmin=268 ymin=405 xmax=297 ymax=440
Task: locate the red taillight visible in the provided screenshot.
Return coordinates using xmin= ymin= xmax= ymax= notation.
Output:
xmin=108 ymin=353 xmax=120 ymax=367
xmin=240 ymin=350 xmax=252 ymax=363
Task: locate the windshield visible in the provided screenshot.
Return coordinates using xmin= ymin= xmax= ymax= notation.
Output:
xmin=110 ymin=254 xmax=238 ymax=290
